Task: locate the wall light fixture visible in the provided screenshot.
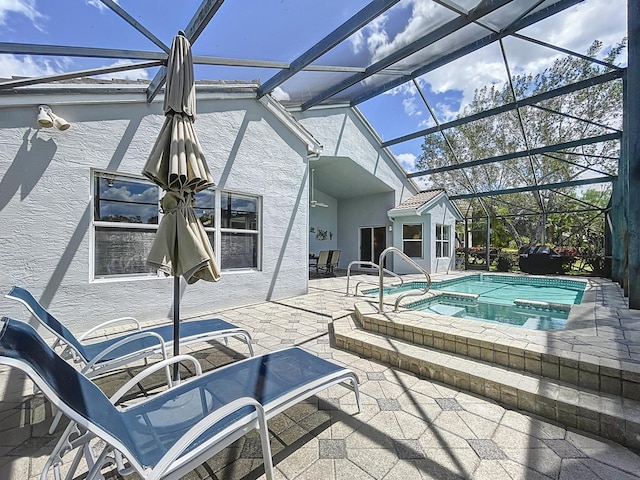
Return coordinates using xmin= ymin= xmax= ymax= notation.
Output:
xmin=37 ymin=105 xmax=71 ymax=131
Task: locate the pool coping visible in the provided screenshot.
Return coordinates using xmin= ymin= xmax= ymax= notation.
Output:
xmin=372 ymin=272 xmax=586 ymax=314
xmin=349 ymin=274 xmax=640 ymax=401
xmin=331 ymin=273 xmax=640 ymax=449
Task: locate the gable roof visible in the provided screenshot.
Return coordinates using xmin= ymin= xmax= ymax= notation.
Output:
xmin=388 ymin=188 xmax=463 ymax=220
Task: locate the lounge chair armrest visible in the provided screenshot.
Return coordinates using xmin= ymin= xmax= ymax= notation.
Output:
xmin=110 ymin=354 xmax=203 ymax=404
xmin=77 ymin=316 xmax=142 ymax=341
xmin=152 ymin=397 xmax=273 ymax=480
xmin=81 ymin=331 xmax=167 ymax=374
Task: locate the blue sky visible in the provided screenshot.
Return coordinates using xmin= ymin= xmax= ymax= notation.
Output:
xmin=0 ymin=0 xmax=629 ymax=180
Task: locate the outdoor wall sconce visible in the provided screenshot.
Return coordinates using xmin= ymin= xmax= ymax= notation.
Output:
xmin=37 ymin=105 xmax=71 ymax=131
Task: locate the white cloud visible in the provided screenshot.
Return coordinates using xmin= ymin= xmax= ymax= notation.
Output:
xmin=0 ymin=57 xmax=148 ymax=83
xmin=396 ymin=152 xmax=417 ymax=172
xmin=350 ymin=30 xmax=364 ymax=55
xmin=349 ymin=12 xmax=390 ymax=56
xmin=417 ymin=116 xmax=436 ymax=129
xmin=0 ymin=0 xmax=40 ymax=23
xmin=360 ymin=0 xmax=626 ymax=123
xmin=431 ymin=100 xmax=460 ymax=124
xmin=402 ymin=96 xmax=422 ymax=117
xmin=370 ymin=1 xmax=453 ymax=64
xmin=396 ymin=151 xmax=432 ymax=188
xmin=418 ymin=43 xmax=508 ymax=113
xmin=386 ymin=81 xmax=416 ymax=97
xmin=422 ymin=0 xmax=627 ymax=114
xmin=0 ymin=0 xmax=44 ymax=29
xmin=86 ymin=0 xmax=118 ymax=13
xmin=271 ymin=86 xmax=291 ymax=102
xmin=0 ymin=54 xmax=61 ymax=78
xmin=103 ymin=184 xmax=157 ymax=203
xmin=521 ymin=0 xmax=627 ymax=62
xmin=94 ymin=60 xmax=150 ymax=80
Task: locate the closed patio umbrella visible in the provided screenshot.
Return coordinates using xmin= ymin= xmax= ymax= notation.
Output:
xmin=142 ymin=32 xmax=220 ymax=375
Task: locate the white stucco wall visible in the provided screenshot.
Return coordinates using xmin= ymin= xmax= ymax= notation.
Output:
xmin=295 ymin=107 xmax=415 ymax=207
xmin=309 ymin=189 xmax=338 ymax=255
xmin=338 ymin=192 xmax=395 ymax=270
xmin=0 ymin=87 xmax=312 ymax=335
xmin=391 ymin=196 xmax=460 ymax=274
xmin=295 ymin=106 xmax=417 ymax=271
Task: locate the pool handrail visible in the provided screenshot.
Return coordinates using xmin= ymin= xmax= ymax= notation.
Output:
xmin=345 ymin=261 xmax=404 ymax=296
xmin=377 ymin=247 xmax=431 ymax=313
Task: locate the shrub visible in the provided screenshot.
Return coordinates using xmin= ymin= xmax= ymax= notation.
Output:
xmin=495 ymin=253 xmax=513 ymax=272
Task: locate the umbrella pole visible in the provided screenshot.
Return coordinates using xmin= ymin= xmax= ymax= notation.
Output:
xmin=173 ymin=274 xmax=180 ymax=381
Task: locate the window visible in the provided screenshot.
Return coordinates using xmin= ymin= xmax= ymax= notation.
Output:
xmin=220 ymin=192 xmax=260 ymax=269
xmin=92 ymin=171 xmax=261 ymax=279
xmin=93 ymin=172 xmax=160 ymax=278
xmin=436 ymin=224 xmax=450 ymax=258
xmin=402 ymin=223 xmax=422 ymax=258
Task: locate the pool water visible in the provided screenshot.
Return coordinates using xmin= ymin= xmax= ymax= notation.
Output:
xmin=416 ymin=297 xmax=569 ymax=330
xmin=368 ymin=274 xmax=586 ymax=330
xmin=431 ymin=279 xmax=582 ymax=305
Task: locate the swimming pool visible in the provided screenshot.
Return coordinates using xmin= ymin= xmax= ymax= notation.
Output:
xmin=366 ymin=274 xmax=587 ymax=330
xmin=409 ymin=295 xmax=570 ymax=330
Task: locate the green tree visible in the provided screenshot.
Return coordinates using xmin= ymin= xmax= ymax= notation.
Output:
xmin=417 ymin=39 xmax=625 ymax=249
xmin=546 ymin=187 xmax=610 ymax=247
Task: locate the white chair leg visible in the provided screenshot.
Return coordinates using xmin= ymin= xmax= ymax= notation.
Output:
xmin=49 ymin=410 xmax=63 ymax=434
xmin=256 ymin=411 xmax=274 ymax=480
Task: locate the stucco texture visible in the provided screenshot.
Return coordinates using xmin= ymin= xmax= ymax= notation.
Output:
xmin=0 ymin=92 xmax=310 ymax=334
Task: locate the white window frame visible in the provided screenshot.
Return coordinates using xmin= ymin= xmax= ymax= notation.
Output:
xmin=91 ymin=170 xmax=262 ymax=281
xmin=91 ymin=170 xmax=161 ymax=281
xmin=436 ymin=224 xmax=451 ymax=258
xmin=402 ymin=223 xmax=423 ymax=258
xmin=218 ymin=190 xmax=262 ymax=271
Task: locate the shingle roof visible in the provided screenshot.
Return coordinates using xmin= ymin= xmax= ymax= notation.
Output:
xmin=392 ymin=188 xmax=445 ymax=211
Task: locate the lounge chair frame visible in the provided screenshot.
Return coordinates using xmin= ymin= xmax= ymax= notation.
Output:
xmin=6 ymin=286 xmax=254 ymax=378
xmin=7 ymin=285 xmax=256 ymax=434
xmin=0 ymin=317 xmax=361 ymax=480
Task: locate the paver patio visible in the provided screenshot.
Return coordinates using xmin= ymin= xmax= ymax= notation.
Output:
xmin=0 ymin=272 xmax=639 ymax=479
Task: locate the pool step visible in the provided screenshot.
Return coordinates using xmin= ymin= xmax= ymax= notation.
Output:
xmin=350 ymin=302 xmax=640 ymax=402
xmin=332 ymin=312 xmax=640 ymax=450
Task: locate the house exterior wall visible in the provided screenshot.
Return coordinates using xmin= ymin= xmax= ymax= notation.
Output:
xmin=296 ymin=106 xmax=417 ymax=271
xmin=0 ymin=90 xmax=311 ymax=335
xmin=309 ymin=189 xmax=338 ymax=255
xmin=338 ymin=192 xmax=395 ymax=270
xmin=391 ymin=196 xmax=460 ymax=274
xmin=296 ymin=107 xmax=415 ymax=206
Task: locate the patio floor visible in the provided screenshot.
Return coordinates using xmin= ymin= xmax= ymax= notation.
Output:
xmin=1 ymin=272 xmax=640 ymax=479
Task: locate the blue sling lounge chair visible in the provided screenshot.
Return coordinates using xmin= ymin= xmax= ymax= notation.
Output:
xmin=6 ymin=286 xmax=255 ymax=377
xmin=0 ymin=317 xmax=361 ymax=480
xmin=8 ymin=285 xmax=256 ymax=434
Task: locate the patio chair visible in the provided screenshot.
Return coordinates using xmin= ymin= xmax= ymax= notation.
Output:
xmin=317 ymin=250 xmax=341 ymax=276
xmin=7 ymin=286 xmax=254 ymax=377
xmin=7 ymin=285 xmax=255 ymax=433
xmin=328 ymin=249 xmax=341 ymax=275
xmin=0 ymin=317 xmax=360 ymax=480
xmin=313 ymin=250 xmax=331 ymax=276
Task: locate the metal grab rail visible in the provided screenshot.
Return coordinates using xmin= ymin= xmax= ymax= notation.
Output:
xmin=377 ymin=247 xmax=431 ymax=313
xmin=345 ymin=261 xmax=404 ymax=296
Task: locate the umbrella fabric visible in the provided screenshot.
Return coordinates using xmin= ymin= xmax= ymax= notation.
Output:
xmin=142 ymin=33 xmax=220 ymax=380
xmin=144 ymin=113 xmax=213 ymax=192
xmin=142 ymin=33 xmax=220 ymax=284
xmin=143 ymin=34 xmax=213 ymax=194
xmin=147 ymin=191 xmax=220 ymax=284
xmin=163 ymin=34 xmax=196 ymax=119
